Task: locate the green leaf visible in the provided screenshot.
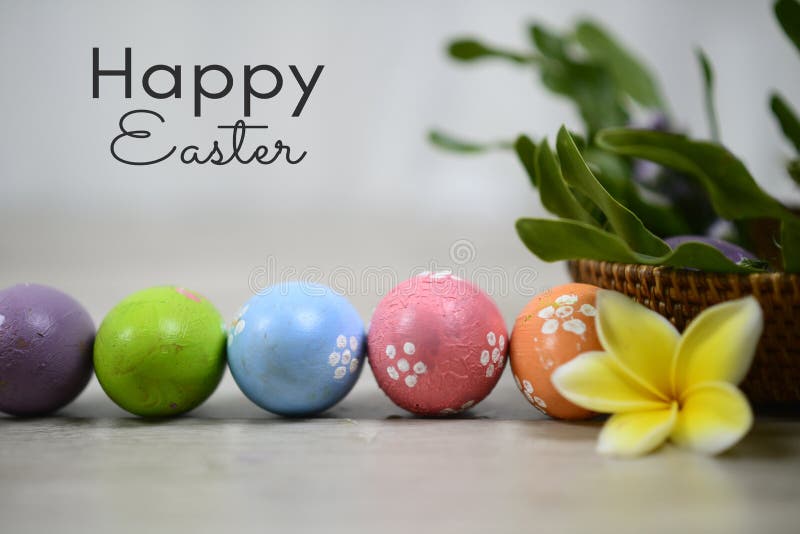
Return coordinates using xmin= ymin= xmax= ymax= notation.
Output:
xmin=515 ymin=218 xmax=764 ymax=273
xmin=596 ymin=129 xmax=789 ymax=221
xmin=539 ymin=60 xmax=629 ymax=135
xmin=625 ymin=191 xmax=694 ymax=237
xmin=448 ymin=39 xmax=533 ymax=64
xmin=697 ymin=49 xmax=720 ymax=143
xmin=660 ymin=242 xmax=769 ymax=272
xmin=581 ymin=147 xmax=630 ymax=200
xmin=782 ymin=217 xmax=800 ymax=271
xmin=529 ymin=24 xmax=567 ymax=59
xmin=514 ymin=135 xmax=538 ymax=187
xmin=738 ymin=257 xmax=773 ymax=271
xmin=789 ymin=159 xmax=800 ymax=186
xmin=580 ymin=147 xmax=696 ymax=237
xmin=597 ymin=128 xmax=800 ymax=271
xmin=525 ymin=24 xmax=628 ymax=134
xmin=428 ymin=130 xmax=510 ymax=153
xmin=775 ymin=0 xmax=800 ymax=56
xmin=555 ymin=126 xmax=669 ymax=256
xmin=535 ymin=139 xmax=598 ymax=224
xmin=578 ymin=147 xmax=691 ymax=236
xmin=574 ymin=20 xmax=664 ymax=109
xmin=513 ymin=133 xmax=605 ymax=223
xmin=517 ymin=218 xmax=643 ymax=263
xmin=771 ymin=92 xmax=800 ymax=153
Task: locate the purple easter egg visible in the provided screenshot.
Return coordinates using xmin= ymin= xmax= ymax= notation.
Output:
xmin=664 ymin=235 xmax=756 ymax=264
xmin=0 ymin=284 xmax=95 ymax=416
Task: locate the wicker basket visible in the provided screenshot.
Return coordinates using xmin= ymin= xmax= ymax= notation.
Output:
xmin=568 ymin=259 xmax=800 ymax=407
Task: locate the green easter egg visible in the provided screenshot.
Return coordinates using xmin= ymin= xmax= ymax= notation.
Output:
xmin=94 ymin=286 xmax=226 ymax=417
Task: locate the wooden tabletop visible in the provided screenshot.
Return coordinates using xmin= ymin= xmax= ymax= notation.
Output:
xmin=2 ymin=372 xmax=799 ymax=534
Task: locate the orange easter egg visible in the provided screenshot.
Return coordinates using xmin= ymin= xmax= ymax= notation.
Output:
xmin=510 ymin=283 xmax=601 ymax=420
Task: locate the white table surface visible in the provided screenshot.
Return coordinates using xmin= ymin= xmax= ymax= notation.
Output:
xmin=2 ymin=369 xmax=799 ymax=534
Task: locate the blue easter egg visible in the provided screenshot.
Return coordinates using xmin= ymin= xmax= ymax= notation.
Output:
xmin=227 ymin=282 xmax=365 ymax=416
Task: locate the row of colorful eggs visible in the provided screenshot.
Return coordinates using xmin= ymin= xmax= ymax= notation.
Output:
xmin=0 ymin=274 xmax=601 ymax=419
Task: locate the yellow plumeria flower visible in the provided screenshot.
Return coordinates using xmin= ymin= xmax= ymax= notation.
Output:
xmin=551 ymin=290 xmax=763 ymax=457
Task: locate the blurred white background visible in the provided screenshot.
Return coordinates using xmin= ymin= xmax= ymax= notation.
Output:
xmin=1 ymin=0 xmax=799 ymax=402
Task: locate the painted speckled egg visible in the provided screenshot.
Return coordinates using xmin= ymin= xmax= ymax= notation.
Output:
xmin=367 ymin=271 xmax=507 ymax=416
xmin=0 ymin=284 xmax=95 ymax=416
xmin=510 ymin=283 xmax=601 ymax=420
xmin=94 ymin=286 xmax=227 ymax=417
xmin=227 ymin=281 xmax=365 ymax=417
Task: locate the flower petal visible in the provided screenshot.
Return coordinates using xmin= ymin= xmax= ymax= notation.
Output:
xmin=597 ymin=403 xmax=678 ymax=457
xmin=673 ymin=296 xmax=763 ymax=393
xmin=552 ymin=351 xmax=669 ymax=413
xmin=596 ymin=290 xmax=679 ymax=400
xmin=671 ymin=381 xmax=753 ymax=455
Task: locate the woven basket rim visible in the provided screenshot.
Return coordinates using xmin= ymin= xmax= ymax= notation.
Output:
xmin=569 ymin=259 xmax=800 ymax=282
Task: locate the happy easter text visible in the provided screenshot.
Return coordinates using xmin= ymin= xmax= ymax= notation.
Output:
xmin=93 ymin=48 xmax=321 ymax=166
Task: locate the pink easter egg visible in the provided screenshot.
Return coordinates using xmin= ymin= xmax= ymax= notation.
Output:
xmin=367 ymin=272 xmax=507 ymax=415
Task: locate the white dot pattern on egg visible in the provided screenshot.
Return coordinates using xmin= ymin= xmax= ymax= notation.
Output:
xmin=478 ymin=330 xmax=505 ymax=377
xmin=539 ymin=293 xmax=594 ymax=339
xmin=562 ymin=318 xmax=587 ymax=335
xmin=439 ymin=398 xmax=476 ymax=416
xmin=234 ymin=320 xmax=245 ymax=336
xmin=515 ymin=373 xmax=547 ymax=413
xmin=349 ymin=336 xmax=359 ymax=351
xmin=524 ymin=390 xmax=534 ymax=403
xmin=555 ymin=305 xmax=573 ymax=318
xmin=329 ymin=334 xmax=361 ymax=379
xmin=541 ymin=319 xmax=559 ymax=334
xmin=555 ymin=294 xmax=578 ymax=305
xmin=384 ymin=339 xmax=430 ymax=387
xmin=537 ymin=306 xmax=555 ymax=319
